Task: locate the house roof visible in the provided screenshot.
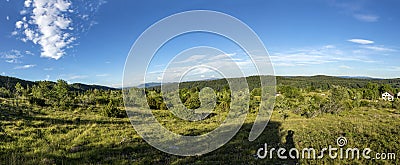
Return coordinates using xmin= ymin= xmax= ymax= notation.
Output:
xmin=383 ymin=91 xmax=395 ymax=96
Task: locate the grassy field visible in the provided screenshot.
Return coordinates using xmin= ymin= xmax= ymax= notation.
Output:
xmin=1 ymin=97 xmax=399 ymax=164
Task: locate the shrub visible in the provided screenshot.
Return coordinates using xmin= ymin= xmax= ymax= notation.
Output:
xmin=29 ymin=97 xmax=46 ymax=106
xmin=360 ymin=100 xmax=373 ymax=107
xmin=393 ymin=99 xmax=400 ymax=110
xmin=102 ymin=100 xmax=126 ymax=118
xmin=0 ymin=87 xmax=11 ymax=98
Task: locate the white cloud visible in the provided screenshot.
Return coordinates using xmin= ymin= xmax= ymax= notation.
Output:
xmin=44 ymin=67 xmax=53 ymax=71
xmin=14 ymin=64 xmax=36 ymax=69
xmin=348 ymin=39 xmax=374 ymax=45
xmin=96 ymin=74 xmax=109 ymax=77
xmin=353 ymin=14 xmax=379 ymax=22
xmin=144 ymin=51 xmax=256 ymax=83
xmin=68 ymin=75 xmax=87 ymax=80
xmin=191 ymin=67 xmax=213 ymax=75
xmin=1 ymin=72 xmax=5 ymax=76
xmin=339 ymin=65 xmax=352 ymax=69
xmin=25 ymin=51 xmax=34 ymax=55
xmin=20 ymin=10 xmax=28 ymax=15
xmin=59 ymin=74 xmax=87 ymax=81
xmin=362 ymin=45 xmax=396 ymax=52
xmin=24 ymin=0 xmax=32 ymax=7
xmin=45 ymin=75 xmax=50 ymax=80
xmin=209 ymin=53 xmax=237 ymax=60
xmin=12 ymin=0 xmax=106 ymax=60
xmin=388 ymin=66 xmax=400 ymax=71
xmin=174 ymin=55 xmax=206 ymax=64
xmin=16 ymin=0 xmax=75 ymax=60
xmin=6 ymin=16 xmax=9 ymax=20
xmin=270 ymin=45 xmax=376 ymax=67
xmin=1 ymin=50 xmax=23 ymax=63
xmin=270 ymin=53 xmax=335 ymax=66
xmin=15 ymin=21 xmax=24 ymax=29
xmin=6 ymin=60 xmax=17 ymax=63
xmin=323 ymin=45 xmax=335 ymax=49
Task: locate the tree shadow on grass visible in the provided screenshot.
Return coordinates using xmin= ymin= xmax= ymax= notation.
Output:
xmin=28 ymin=116 xmax=131 ymax=125
xmin=9 ymin=120 xmax=301 ymax=164
xmin=1 ymin=105 xmax=299 ymax=164
xmin=0 ymin=103 xmax=45 ymax=121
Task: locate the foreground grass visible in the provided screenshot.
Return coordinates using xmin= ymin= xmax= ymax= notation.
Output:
xmin=1 ymin=100 xmax=399 ymax=164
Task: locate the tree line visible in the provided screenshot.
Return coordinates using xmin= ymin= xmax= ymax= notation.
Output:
xmin=1 ymin=75 xmax=400 ymax=119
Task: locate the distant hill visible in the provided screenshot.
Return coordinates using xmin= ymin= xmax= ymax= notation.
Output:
xmin=146 ymin=75 xmax=400 ymax=91
xmin=135 ymin=78 xmax=220 ymax=88
xmin=0 ymin=75 xmax=36 ymax=90
xmin=136 ymin=82 xmax=163 ymax=88
xmin=2 ymin=75 xmax=400 ymax=92
xmin=69 ymin=83 xmax=116 ymax=91
xmin=0 ymin=75 xmax=116 ymax=91
xmin=337 ymin=76 xmax=379 ymax=80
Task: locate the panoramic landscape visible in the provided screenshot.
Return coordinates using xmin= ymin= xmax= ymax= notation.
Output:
xmin=1 ymin=75 xmax=399 ymax=164
xmin=1 ymin=0 xmax=400 ymax=164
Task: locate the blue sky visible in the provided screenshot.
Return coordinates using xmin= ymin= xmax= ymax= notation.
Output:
xmin=0 ymin=0 xmax=399 ymax=87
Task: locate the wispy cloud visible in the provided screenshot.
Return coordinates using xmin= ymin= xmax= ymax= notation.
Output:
xmin=1 ymin=50 xmax=23 ymax=63
xmin=339 ymin=65 xmax=352 ymax=69
xmin=144 ymin=51 xmax=256 ymax=83
xmin=59 ymin=74 xmax=88 ymax=81
xmin=362 ymin=45 xmax=396 ymax=52
xmin=96 ymin=74 xmax=110 ymax=77
xmin=270 ymin=53 xmax=335 ymax=66
xmin=269 ymin=45 xmax=377 ymax=67
xmin=329 ymin=1 xmax=379 ymax=23
xmin=323 ymin=45 xmax=336 ymax=49
xmin=14 ymin=64 xmax=36 ymax=69
xmin=353 ymin=14 xmax=379 ymax=22
xmin=348 ymin=39 xmax=374 ymax=45
xmin=25 ymin=50 xmax=34 ymax=56
xmin=1 ymin=49 xmax=37 ymax=63
xmin=173 ymin=55 xmax=206 ymax=64
xmin=68 ymin=75 xmax=87 ymax=80
xmin=388 ymin=66 xmax=400 ymax=71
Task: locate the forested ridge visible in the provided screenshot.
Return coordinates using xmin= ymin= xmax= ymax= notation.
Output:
xmin=0 ymin=75 xmax=116 ymax=92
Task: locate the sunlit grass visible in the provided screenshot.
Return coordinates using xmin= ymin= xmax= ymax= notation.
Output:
xmin=1 ymin=99 xmax=399 ymax=164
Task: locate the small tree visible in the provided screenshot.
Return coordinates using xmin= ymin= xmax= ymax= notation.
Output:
xmin=102 ymin=100 xmax=125 ymax=118
xmin=15 ymin=82 xmax=24 ymax=98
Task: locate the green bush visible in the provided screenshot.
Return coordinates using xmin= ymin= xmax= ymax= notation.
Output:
xmin=29 ymin=97 xmax=46 ymax=106
xmin=393 ymin=99 xmax=400 ymax=109
xmin=0 ymin=87 xmax=11 ymax=98
xmin=102 ymin=100 xmax=126 ymax=118
xmin=360 ymin=100 xmax=373 ymax=107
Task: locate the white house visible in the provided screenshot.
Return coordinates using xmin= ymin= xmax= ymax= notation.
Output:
xmin=382 ymin=92 xmax=394 ymax=101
